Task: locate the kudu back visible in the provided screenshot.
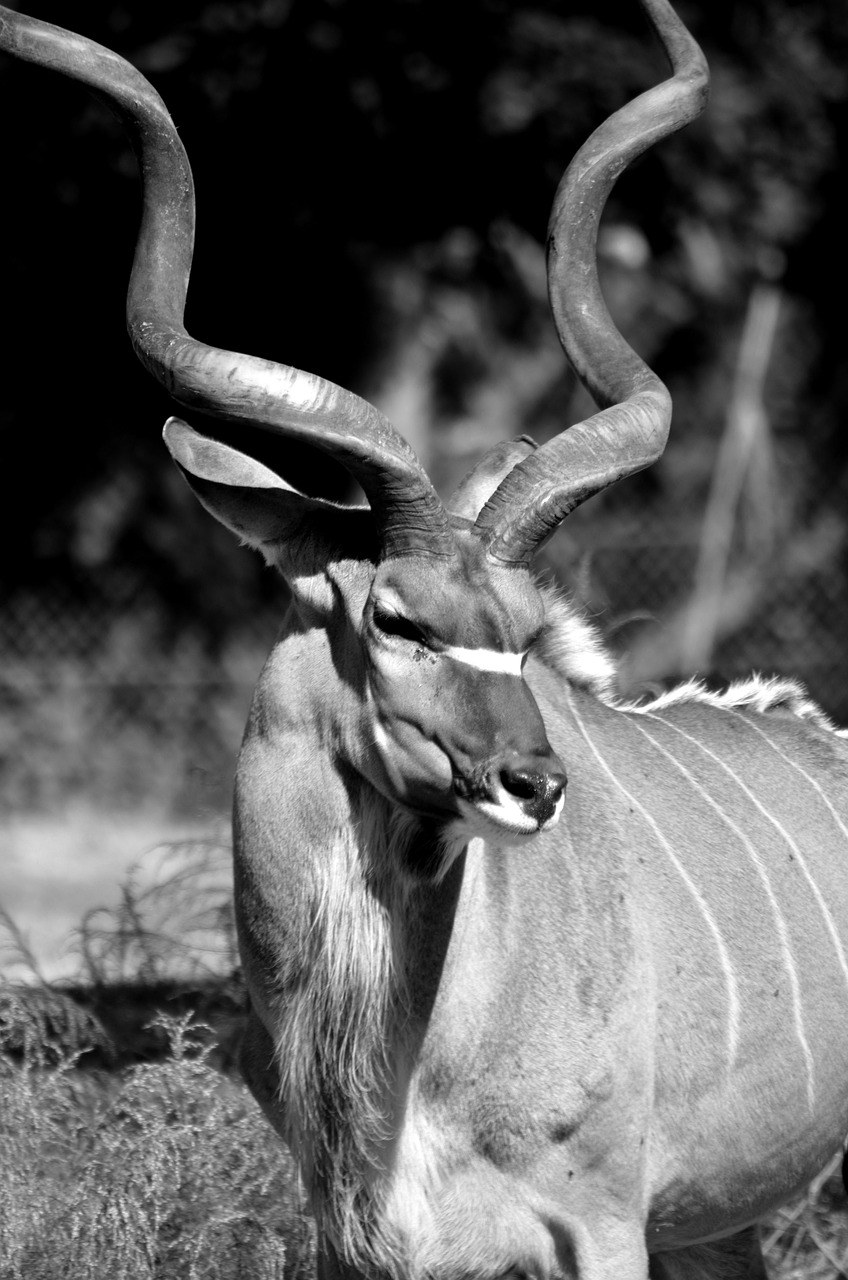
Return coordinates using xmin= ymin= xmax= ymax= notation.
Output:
xmin=3 ymin=4 xmax=848 ymax=1279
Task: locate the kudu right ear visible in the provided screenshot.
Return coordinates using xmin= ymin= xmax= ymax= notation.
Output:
xmin=163 ymin=417 xmax=358 ymax=567
xmin=448 ymin=436 xmax=538 ymax=521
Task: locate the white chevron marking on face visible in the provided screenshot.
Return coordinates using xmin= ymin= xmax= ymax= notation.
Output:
xmin=441 ymin=646 xmax=524 ymax=675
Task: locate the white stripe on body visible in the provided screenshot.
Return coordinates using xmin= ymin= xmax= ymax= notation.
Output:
xmin=648 ymin=706 xmax=848 ymax=991
xmin=565 ymin=688 xmax=741 ymax=1066
xmin=729 ymin=713 xmax=848 ymax=991
xmin=640 ymin=711 xmax=819 ymax=1109
xmin=441 ymin=646 xmax=524 ymax=675
xmin=739 ymin=713 xmax=848 ymax=859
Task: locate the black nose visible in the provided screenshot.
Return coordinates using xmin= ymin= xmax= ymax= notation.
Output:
xmin=499 ymin=761 xmax=567 ymax=824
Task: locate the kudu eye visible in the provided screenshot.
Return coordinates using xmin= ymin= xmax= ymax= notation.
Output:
xmin=372 ymin=605 xmax=427 ymax=647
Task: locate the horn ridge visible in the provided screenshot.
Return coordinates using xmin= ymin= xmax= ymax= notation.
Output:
xmin=0 ymin=7 xmax=454 ymax=560
xmin=475 ymin=0 xmax=709 ymax=565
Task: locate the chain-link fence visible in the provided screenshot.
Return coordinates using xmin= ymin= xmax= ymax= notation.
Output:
xmin=557 ymin=472 xmax=848 ymax=719
xmin=1 ymin=580 xmax=280 ymax=815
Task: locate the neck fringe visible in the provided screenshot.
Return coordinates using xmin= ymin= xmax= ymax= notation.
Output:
xmin=274 ymin=792 xmax=421 ymax=1276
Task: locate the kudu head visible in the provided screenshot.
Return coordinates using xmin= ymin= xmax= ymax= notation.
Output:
xmin=0 ymin=0 xmax=707 ymax=847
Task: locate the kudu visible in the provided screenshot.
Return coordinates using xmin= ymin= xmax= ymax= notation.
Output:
xmin=3 ymin=3 xmax=848 ymax=1278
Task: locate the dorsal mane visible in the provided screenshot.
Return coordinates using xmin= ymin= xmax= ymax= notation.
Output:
xmin=535 ymin=582 xmax=617 ymax=699
xmin=504 ymin=583 xmax=845 ymax=740
xmin=624 ymin=673 xmax=846 ymax=735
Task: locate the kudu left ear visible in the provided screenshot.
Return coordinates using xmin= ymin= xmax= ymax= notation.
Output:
xmin=163 ymin=417 xmax=353 ymax=562
xmin=448 ymin=436 xmax=538 ymax=522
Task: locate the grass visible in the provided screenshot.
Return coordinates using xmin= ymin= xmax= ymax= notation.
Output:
xmin=0 ymin=1007 xmax=313 ymax=1280
xmin=1 ymin=843 xmax=314 ymax=1280
xmin=1 ymin=809 xmax=233 ymax=983
xmin=1 ymin=849 xmax=847 ymax=1279
xmin=763 ymin=1158 xmax=848 ymax=1280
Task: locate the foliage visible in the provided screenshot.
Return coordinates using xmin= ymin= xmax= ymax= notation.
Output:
xmin=0 ymin=973 xmax=111 ymax=1066
xmin=0 ymin=1012 xmax=312 ymax=1280
xmin=0 ymin=837 xmax=244 ymax=1063
xmin=1 ymin=990 xmax=847 ymax=1279
xmin=76 ymin=838 xmax=238 ymax=988
xmin=764 ymin=1154 xmax=848 ymax=1280
xmin=1 ymin=0 xmax=847 ymax=616
xmin=2 ymin=0 xmax=848 ymax=816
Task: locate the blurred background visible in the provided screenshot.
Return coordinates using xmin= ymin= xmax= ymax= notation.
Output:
xmin=2 ymin=0 xmax=848 ymax=977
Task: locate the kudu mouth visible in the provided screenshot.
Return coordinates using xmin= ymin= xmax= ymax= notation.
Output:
xmin=455 ymin=752 xmax=568 ymax=835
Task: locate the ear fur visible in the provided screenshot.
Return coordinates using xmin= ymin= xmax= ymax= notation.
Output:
xmin=163 ymin=417 xmax=373 ymax=571
xmin=448 ymin=436 xmax=538 ymax=521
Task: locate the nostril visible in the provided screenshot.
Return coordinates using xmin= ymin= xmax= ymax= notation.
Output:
xmin=500 ymin=767 xmax=539 ymax=801
xmin=547 ymin=772 xmax=567 ymax=803
xmin=498 ymin=765 xmax=567 ymax=821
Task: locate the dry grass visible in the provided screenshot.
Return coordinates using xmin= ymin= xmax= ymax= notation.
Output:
xmin=0 ymin=808 xmax=232 ymax=982
xmin=763 ymin=1156 xmax=848 ymax=1280
xmin=1 ymin=845 xmax=314 ymax=1279
xmin=0 ymin=1006 xmax=314 ymax=1280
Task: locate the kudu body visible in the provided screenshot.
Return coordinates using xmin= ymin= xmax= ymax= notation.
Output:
xmin=3 ymin=4 xmax=848 ymax=1279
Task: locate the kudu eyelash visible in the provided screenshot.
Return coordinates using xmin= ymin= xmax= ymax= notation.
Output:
xmin=371 ymin=607 xmax=429 ymax=646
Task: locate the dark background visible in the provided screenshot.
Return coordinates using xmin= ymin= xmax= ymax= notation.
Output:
xmin=2 ymin=0 xmax=848 ymax=813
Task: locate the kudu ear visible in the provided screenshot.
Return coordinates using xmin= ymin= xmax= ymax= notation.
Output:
xmin=448 ymin=437 xmax=538 ymax=521
xmin=163 ymin=417 xmax=362 ymax=566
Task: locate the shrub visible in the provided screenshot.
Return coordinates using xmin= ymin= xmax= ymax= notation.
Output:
xmin=0 ymin=1012 xmax=313 ymax=1280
